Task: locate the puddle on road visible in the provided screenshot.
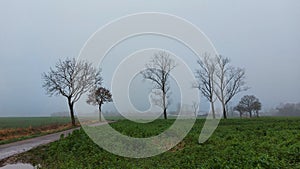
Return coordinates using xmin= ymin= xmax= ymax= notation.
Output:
xmin=0 ymin=163 xmax=38 ymax=169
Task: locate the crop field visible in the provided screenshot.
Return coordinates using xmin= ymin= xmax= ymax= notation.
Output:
xmin=0 ymin=117 xmax=72 ymax=129
xmin=0 ymin=117 xmax=75 ymax=144
xmin=12 ymin=117 xmax=300 ymax=168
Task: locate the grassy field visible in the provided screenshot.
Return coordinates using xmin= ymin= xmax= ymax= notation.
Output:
xmin=0 ymin=117 xmax=72 ymax=129
xmin=8 ymin=117 xmax=300 ymax=168
xmin=0 ymin=117 xmax=76 ymax=144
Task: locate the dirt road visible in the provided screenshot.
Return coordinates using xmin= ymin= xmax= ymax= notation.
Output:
xmin=0 ymin=128 xmax=79 ymax=160
xmin=0 ymin=121 xmax=111 ymax=161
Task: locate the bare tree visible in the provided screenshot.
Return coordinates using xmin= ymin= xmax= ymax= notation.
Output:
xmin=192 ymin=101 xmax=199 ymax=117
xmin=87 ymin=87 xmax=112 ymax=121
xmin=141 ymin=51 xmax=176 ymax=119
xmin=234 ymin=104 xmax=246 ymax=118
xmin=214 ymin=55 xmax=248 ymax=119
xmin=253 ymin=100 xmax=262 ymax=117
xmin=194 ymin=53 xmax=216 ymax=118
xmin=235 ymin=95 xmax=261 ymax=118
xmin=42 ymin=58 xmax=102 ymax=126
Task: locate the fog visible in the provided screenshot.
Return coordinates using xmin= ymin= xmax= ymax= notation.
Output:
xmin=0 ymin=0 xmax=300 ymax=117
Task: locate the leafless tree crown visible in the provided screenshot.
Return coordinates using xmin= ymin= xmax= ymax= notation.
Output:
xmin=42 ymin=58 xmax=102 ymax=125
xmin=87 ymin=87 xmax=112 ymax=106
xmin=87 ymin=86 xmax=112 ymax=121
xmin=194 ymin=54 xmax=248 ymax=119
xmin=214 ymin=55 xmax=248 ymax=118
xmin=142 ymin=51 xmax=176 ymax=91
xmin=140 ymin=51 xmax=176 ymax=119
xmin=235 ymin=95 xmax=261 ymax=117
xmin=195 ymin=54 xmax=215 ymax=100
xmin=43 ymin=58 xmax=102 ymax=102
xmin=194 ymin=53 xmax=216 ymax=118
xmin=214 ymin=55 xmax=248 ymax=105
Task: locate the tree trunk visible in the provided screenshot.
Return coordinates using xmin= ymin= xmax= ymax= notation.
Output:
xmin=222 ymin=103 xmax=227 ymax=119
xmin=249 ymin=111 xmax=252 ymax=118
xmin=163 ymin=107 xmax=167 ymax=119
xmin=162 ymin=90 xmax=167 ymax=119
xmin=68 ymin=98 xmax=76 ymax=126
xmin=210 ymin=101 xmax=216 ymax=119
xmin=98 ymin=104 xmax=102 ymax=122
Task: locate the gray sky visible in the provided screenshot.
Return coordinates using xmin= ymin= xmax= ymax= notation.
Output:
xmin=0 ymin=0 xmax=299 ymax=116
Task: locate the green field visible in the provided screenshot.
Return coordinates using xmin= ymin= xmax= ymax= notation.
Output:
xmin=16 ymin=117 xmax=300 ymax=168
xmin=0 ymin=117 xmax=72 ymax=129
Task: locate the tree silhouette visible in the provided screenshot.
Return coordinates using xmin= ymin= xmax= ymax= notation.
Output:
xmin=194 ymin=53 xmax=216 ymax=118
xmin=141 ymin=51 xmax=176 ymax=119
xmin=214 ymin=55 xmax=248 ymax=119
xmin=42 ymin=58 xmax=102 ymax=126
xmin=87 ymin=87 xmax=112 ymax=121
xmin=235 ymin=95 xmax=262 ymax=118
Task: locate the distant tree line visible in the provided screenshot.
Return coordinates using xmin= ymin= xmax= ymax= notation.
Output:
xmin=50 ymin=111 xmax=70 ymax=117
xmin=275 ymin=102 xmax=300 ymax=116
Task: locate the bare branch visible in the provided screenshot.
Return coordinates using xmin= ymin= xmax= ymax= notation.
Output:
xmin=194 ymin=53 xmax=217 ymax=118
xmin=214 ymin=55 xmax=248 ymax=118
xmin=42 ymin=58 xmax=102 ymax=125
xmin=140 ymin=51 xmax=176 ymax=119
xmin=235 ymin=95 xmax=261 ymax=118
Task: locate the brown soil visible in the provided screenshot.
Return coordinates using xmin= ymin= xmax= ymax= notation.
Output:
xmin=0 ymin=123 xmax=78 ymax=143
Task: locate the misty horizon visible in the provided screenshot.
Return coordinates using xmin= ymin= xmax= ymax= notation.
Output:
xmin=1 ymin=1 xmax=300 ymax=117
